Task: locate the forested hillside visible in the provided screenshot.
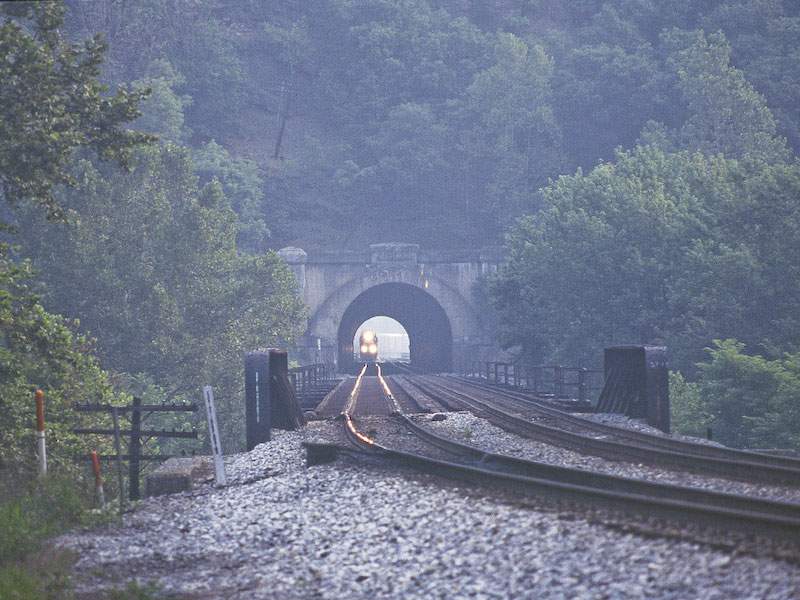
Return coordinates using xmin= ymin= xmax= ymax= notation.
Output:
xmin=1 ymin=2 xmax=305 ymax=467
xmin=3 ymin=0 xmax=800 ymax=461
xmin=57 ymin=0 xmax=800 ymax=250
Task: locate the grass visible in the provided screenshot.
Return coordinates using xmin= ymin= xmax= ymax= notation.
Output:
xmin=0 ymin=471 xmax=87 ymax=599
xmin=0 ymin=470 xmax=161 ymax=599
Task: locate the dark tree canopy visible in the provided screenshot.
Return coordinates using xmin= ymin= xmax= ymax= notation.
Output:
xmin=46 ymin=0 xmax=800 ymax=250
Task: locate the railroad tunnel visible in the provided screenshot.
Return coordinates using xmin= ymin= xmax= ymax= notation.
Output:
xmin=337 ymin=282 xmax=453 ymax=374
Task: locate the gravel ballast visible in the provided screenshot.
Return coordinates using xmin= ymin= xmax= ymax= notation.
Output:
xmin=59 ymin=424 xmax=800 ymax=599
xmin=410 ymin=412 xmax=800 ymax=504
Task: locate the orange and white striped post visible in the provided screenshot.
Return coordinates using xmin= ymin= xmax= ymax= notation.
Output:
xmin=89 ymin=451 xmax=105 ymax=506
xmin=35 ymin=389 xmax=47 ymax=476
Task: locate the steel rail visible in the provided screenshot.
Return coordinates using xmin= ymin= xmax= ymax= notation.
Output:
xmin=404 ymin=376 xmax=800 ymax=486
xmin=315 ymin=368 xmax=800 ymax=545
xmin=453 ymin=375 xmax=800 ymax=470
xmin=384 ymin=377 xmax=800 ymax=521
xmin=341 ymin=364 xmax=384 ymax=452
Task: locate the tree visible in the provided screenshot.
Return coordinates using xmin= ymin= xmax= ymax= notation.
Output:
xmin=14 ymin=144 xmax=307 ymax=450
xmin=465 ymin=33 xmax=564 ymax=227
xmin=0 ymin=250 xmax=114 ymax=472
xmin=663 ymin=28 xmax=790 ymax=162
xmin=489 ymin=144 xmax=800 ymax=374
xmin=0 ymin=1 xmax=152 ymax=226
xmin=0 ymin=0 xmax=152 ymax=473
xmin=166 ymin=14 xmax=246 ymax=139
xmin=193 ymin=141 xmax=269 ymax=254
xmin=130 ymin=59 xmax=193 ymax=144
xmin=699 ymin=3 xmax=800 ymax=151
xmin=677 ymin=340 xmax=800 ymax=450
xmin=551 ymin=42 xmax=676 ymax=170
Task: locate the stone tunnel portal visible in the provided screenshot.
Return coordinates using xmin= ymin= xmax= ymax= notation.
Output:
xmin=337 ymin=282 xmax=453 ymax=374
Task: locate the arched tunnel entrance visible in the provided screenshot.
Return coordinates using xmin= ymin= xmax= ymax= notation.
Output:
xmin=338 ymin=282 xmax=453 ymax=374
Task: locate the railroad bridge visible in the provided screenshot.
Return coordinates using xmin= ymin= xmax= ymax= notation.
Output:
xmin=278 ymin=243 xmax=506 ymax=373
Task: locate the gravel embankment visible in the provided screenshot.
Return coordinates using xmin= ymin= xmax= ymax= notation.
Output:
xmin=59 ymin=423 xmax=800 ymax=599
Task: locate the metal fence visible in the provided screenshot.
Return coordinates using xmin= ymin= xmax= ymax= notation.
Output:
xmin=468 ymin=361 xmax=603 ymax=405
xmin=289 ymin=363 xmax=335 ymax=393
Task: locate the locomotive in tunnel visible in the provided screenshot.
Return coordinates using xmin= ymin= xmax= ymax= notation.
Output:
xmin=359 ymin=329 xmax=379 ymax=362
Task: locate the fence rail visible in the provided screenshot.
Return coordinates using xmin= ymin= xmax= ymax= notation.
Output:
xmin=289 ymin=363 xmax=335 ymax=393
xmin=73 ymin=398 xmax=198 ymax=501
xmin=468 ymin=361 xmax=603 ymax=405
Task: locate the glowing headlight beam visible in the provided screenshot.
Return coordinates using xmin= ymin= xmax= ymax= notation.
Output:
xmin=343 ymin=364 xmax=376 ymax=446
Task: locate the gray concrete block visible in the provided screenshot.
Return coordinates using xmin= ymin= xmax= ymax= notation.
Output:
xmin=145 ymin=456 xmax=213 ymax=497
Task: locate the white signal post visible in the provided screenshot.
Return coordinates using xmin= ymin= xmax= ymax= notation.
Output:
xmin=35 ymin=390 xmax=47 ymax=476
xmin=203 ymin=386 xmax=227 ymax=486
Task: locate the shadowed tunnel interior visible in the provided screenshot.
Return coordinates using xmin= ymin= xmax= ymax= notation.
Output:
xmin=338 ymin=282 xmax=453 ymax=374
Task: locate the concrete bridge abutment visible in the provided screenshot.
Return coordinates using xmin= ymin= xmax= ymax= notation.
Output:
xmin=279 ymin=243 xmax=506 ymax=374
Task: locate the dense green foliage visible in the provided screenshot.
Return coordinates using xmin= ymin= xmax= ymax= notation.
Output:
xmin=2 ymin=0 xmax=305 ymax=479
xmin=2 ymin=0 xmax=800 ymax=459
xmin=0 ymin=251 xmax=115 ymax=471
xmin=58 ymin=0 xmax=800 ymax=250
xmin=1 ymin=2 xmax=139 ymax=476
xmin=671 ymin=341 xmax=800 ymax=450
xmin=481 ymin=3 xmax=800 ymax=449
xmin=0 ymin=2 xmax=152 ymax=227
xmin=15 ymin=144 xmax=307 ymax=450
xmin=490 ymin=145 xmax=800 ymax=375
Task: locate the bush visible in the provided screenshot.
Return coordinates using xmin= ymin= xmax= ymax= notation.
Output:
xmin=672 ymin=340 xmax=800 ymax=450
xmin=669 ymin=371 xmax=711 ymax=439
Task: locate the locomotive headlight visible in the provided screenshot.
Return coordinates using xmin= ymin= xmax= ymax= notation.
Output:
xmin=363 ymin=331 xmax=374 ymax=342
xmin=369 ymin=344 xmax=377 ymax=354
xmin=360 ymin=345 xmax=368 ymax=353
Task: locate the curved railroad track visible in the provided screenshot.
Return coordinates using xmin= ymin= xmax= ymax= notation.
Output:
xmin=304 ymin=364 xmax=800 ymax=546
xmin=454 ymin=375 xmax=800 ymax=469
xmin=397 ymin=375 xmax=800 ymax=486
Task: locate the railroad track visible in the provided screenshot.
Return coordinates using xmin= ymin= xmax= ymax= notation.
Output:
xmin=398 ymin=375 xmax=800 ymax=486
xmin=454 ymin=375 xmax=800 ymax=470
xmin=304 ymin=364 xmax=800 ymax=546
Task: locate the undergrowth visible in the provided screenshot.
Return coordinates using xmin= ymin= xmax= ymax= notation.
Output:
xmin=0 ymin=471 xmax=86 ymax=599
xmin=0 ymin=470 xmax=160 ymax=599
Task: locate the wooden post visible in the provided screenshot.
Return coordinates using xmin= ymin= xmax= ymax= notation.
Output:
xmin=89 ymin=451 xmax=105 ymax=506
xmin=111 ymin=407 xmax=125 ymax=502
xmin=128 ymin=397 xmax=142 ymax=500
